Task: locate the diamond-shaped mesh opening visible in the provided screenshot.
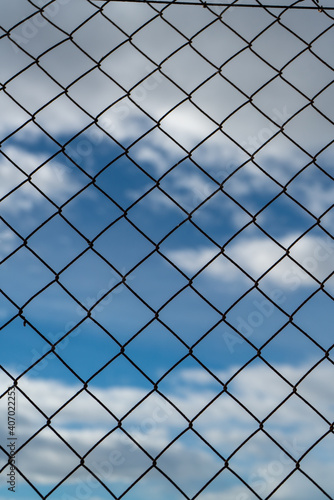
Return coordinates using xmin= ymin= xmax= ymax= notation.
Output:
xmin=229 ymin=429 xmax=299 ymax=497
xmin=51 ymin=390 xmax=118 ymax=455
xmin=85 ymin=428 xmax=153 ymax=495
xmin=1 ymin=1 xmax=334 ymax=499
xmin=264 ymin=393 xmax=330 ymax=449
xmin=95 ymin=154 xmax=156 ymax=208
xmin=157 ymin=356 xmax=225 ymax=417
xmin=125 ymin=321 xmax=188 ymax=379
xmin=156 ymin=429 xmax=223 ymax=497
xmin=194 ymin=390 xmax=260 ymax=457
xmin=55 ymin=320 xmax=121 ymax=380
xmin=261 ymin=323 xmax=326 ymax=379
xmin=194 ymin=321 xmax=258 ymax=371
xmin=17 ymin=426 xmax=80 ymax=496
xmin=94 ymin=218 xmax=154 ymax=273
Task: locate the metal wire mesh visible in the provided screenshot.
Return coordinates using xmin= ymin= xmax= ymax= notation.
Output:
xmin=0 ymin=0 xmax=334 ymax=498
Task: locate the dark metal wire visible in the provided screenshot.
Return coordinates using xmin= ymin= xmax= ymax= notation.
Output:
xmin=1 ymin=0 xmax=334 ymax=498
xmin=90 ymin=0 xmax=334 ymax=10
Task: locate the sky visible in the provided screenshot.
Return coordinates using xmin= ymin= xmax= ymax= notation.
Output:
xmin=0 ymin=0 xmax=334 ymax=499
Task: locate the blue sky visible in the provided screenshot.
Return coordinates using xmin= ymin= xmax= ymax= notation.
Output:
xmin=1 ymin=0 xmax=334 ymax=499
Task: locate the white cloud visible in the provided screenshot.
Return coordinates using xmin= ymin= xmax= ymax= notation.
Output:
xmin=133 ymin=145 xmax=169 ymax=174
xmin=288 ymin=178 xmax=334 ymax=218
xmin=128 ymin=167 xmax=218 ymax=214
xmin=0 ymin=146 xmax=86 ymax=213
xmin=127 ymin=133 xmax=333 ymax=227
xmin=167 ymin=233 xmax=334 ymax=289
xmin=0 ymin=360 xmax=333 ymax=499
xmin=0 ymin=229 xmax=17 ymax=259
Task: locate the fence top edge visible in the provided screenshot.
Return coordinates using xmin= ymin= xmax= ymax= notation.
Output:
xmin=89 ymin=0 xmax=334 ymax=10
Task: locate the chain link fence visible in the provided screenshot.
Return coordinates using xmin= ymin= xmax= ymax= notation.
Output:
xmin=1 ymin=0 xmax=334 ymax=498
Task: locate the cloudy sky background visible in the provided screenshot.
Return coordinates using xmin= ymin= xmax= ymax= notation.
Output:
xmin=0 ymin=0 xmax=334 ymax=498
